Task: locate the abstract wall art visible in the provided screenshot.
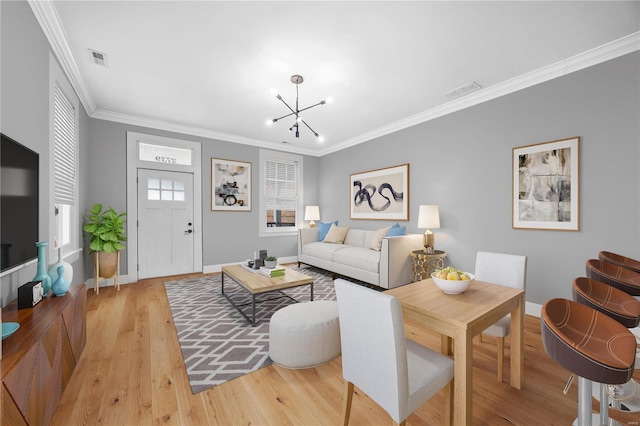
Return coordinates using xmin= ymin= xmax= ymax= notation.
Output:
xmin=211 ymin=158 xmax=251 ymax=211
xmin=350 ymin=163 xmax=409 ymax=220
xmin=512 ymin=137 xmax=580 ymax=231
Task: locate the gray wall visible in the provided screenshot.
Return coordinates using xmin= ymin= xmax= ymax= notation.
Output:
xmin=86 ymin=119 xmax=320 ymax=270
xmin=0 ymin=0 xmax=87 ymax=306
xmin=2 ymin=0 xmax=638 ymax=309
xmin=318 ymin=52 xmax=640 ymax=304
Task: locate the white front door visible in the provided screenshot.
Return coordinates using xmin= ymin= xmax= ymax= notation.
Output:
xmin=137 ymin=169 xmax=195 ymax=279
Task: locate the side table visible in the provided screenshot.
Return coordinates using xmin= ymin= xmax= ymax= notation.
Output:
xmin=410 ymin=250 xmax=447 ymax=282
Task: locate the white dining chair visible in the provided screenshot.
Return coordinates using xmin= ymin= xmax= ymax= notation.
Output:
xmin=334 ymin=278 xmax=454 ymax=426
xmin=475 ymin=251 xmax=527 ymax=382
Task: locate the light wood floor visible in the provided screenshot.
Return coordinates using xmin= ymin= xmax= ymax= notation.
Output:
xmin=51 ymin=274 xmax=640 ymax=425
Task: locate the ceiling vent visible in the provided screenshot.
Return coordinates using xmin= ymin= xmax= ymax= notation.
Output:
xmin=89 ymin=49 xmax=108 ymax=67
xmin=444 ymin=81 xmax=482 ymax=99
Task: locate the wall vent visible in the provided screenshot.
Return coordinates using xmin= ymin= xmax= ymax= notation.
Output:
xmin=444 ymin=81 xmax=482 ymax=99
xmin=89 ymin=49 xmax=109 ymax=67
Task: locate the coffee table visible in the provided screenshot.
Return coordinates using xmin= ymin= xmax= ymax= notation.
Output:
xmin=220 ymin=264 xmax=314 ymax=326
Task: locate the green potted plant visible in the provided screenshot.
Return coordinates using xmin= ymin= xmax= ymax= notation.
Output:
xmin=83 ymin=203 xmax=126 ymax=278
xmin=264 ymin=255 xmax=278 ymax=268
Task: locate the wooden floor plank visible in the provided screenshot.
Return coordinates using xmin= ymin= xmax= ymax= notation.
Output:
xmin=50 ymin=273 xmax=640 ymax=425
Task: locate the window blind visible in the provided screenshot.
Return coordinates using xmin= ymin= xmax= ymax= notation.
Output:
xmin=264 ymin=159 xmax=298 ymax=211
xmin=53 ymin=84 xmax=76 ymax=205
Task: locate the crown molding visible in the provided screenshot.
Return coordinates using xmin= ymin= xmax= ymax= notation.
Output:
xmin=319 ymin=31 xmax=640 ymax=156
xmin=29 ymin=0 xmax=638 ymax=157
xmin=91 ymin=109 xmax=320 ymax=156
xmin=28 ymin=0 xmax=96 ymax=115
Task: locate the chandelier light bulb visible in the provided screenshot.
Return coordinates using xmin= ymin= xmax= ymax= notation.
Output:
xmin=325 ymin=96 xmax=334 ymax=104
xmin=296 ymin=116 xmax=302 ymax=123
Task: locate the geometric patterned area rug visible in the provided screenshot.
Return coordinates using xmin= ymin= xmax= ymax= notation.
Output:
xmin=164 ymin=264 xmax=341 ymax=394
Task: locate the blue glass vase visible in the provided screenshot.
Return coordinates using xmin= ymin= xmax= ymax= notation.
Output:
xmin=33 ymin=241 xmax=52 ymax=297
xmin=52 ymin=265 xmax=69 ymax=296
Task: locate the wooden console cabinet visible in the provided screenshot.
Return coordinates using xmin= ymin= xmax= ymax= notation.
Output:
xmin=1 ymin=284 xmax=86 ymax=425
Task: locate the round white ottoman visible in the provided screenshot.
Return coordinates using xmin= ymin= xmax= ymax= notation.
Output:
xmin=269 ymin=301 xmax=341 ymax=369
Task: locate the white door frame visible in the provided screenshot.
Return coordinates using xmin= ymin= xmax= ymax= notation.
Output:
xmin=126 ymin=131 xmax=203 ymax=283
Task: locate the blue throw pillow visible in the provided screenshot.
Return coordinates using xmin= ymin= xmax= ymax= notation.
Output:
xmin=387 ymin=224 xmax=406 ymax=236
xmin=318 ymin=221 xmax=338 ymax=241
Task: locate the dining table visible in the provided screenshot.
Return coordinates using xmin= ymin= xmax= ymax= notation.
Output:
xmin=385 ymin=278 xmax=525 ymax=425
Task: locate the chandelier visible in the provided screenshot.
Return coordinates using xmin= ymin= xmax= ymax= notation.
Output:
xmin=267 ymin=74 xmax=332 ymax=142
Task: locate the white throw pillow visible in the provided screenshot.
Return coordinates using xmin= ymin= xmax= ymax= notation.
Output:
xmin=369 ymin=226 xmax=392 ymax=251
xmin=323 ymin=224 xmax=350 ymax=244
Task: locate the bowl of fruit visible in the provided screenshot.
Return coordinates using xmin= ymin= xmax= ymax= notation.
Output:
xmin=431 ymin=267 xmax=475 ymax=294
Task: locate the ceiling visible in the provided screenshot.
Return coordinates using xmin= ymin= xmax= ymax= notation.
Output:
xmin=33 ymin=1 xmax=639 ymax=156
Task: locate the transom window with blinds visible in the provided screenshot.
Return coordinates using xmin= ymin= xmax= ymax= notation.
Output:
xmin=259 ymin=150 xmax=303 ymax=236
xmin=53 ymin=83 xmax=78 ymax=249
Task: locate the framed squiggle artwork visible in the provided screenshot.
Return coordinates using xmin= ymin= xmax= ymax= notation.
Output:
xmin=350 ymin=164 xmax=409 ymax=220
xmin=512 ymin=137 xmax=580 ymax=231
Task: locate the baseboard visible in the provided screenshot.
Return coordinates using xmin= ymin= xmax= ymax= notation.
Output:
xmin=526 ymin=301 xmax=542 ymax=318
xmin=203 ymin=256 xmax=298 ymax=274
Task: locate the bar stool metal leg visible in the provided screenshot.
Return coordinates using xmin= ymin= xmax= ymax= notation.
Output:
xmin=578 ymin=377 xmax=592 ymax=426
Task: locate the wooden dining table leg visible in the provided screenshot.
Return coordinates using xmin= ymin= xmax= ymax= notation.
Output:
xmin=440 ymin=335 xmax=454 ymax=425
xmin=510 ymin=293 xmax=525 ymax=389
xmin=453 ymin=329 xmax=473 ymax=425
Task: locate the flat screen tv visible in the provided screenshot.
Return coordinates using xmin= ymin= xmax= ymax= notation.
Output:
xmin=1 ymin=133 xmax=39 ymax=273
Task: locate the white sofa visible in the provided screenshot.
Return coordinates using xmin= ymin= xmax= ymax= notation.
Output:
xmin=297 ymin=228 xmax=423 ymax=289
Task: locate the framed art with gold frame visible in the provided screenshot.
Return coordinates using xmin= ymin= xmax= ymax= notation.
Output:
xmin=512 ymin=137 xmax=580 ymax=231
xmin=350 ymin=163 xmax=409 ymax=221
xmin=211 ymin=158 xmax=251 ymax=211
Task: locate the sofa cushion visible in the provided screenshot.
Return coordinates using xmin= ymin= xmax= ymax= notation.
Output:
xmin=318 ymin=221 xmax=338 ymax=241
xmin=387 ymin=224 xmax=407 ymax=236
xmin=301 ymin=241 xmax=349 ymax=261
xmin=332 ymin=246 xmax=381 ymax=273
xmin=323 ymin=224 xmax=350 ymax=243
xmin=369 ymin=226 xmax=392 ymax=251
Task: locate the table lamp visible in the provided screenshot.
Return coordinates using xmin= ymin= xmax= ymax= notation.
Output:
xmin=418 ymin=205 xmax=440 ymax=254
xmin=304 ymin=205 xmax=320 ymax=228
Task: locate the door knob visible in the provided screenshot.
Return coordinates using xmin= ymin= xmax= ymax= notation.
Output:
xmin=184 ymin=229 xmax=193 ymax=235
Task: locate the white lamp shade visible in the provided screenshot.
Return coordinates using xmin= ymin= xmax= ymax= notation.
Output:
xmin=418 ymin=205 xmax=440 ymax=229
xmin=304 ymin=205 xmax=320 ymax=221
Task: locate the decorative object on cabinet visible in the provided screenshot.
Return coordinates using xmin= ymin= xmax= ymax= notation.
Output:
xmin=417 ymin=204 xmax=440 ymax=254
xmin=211 ymin=157 xmax=251 ymax=211
xmin=48 ymin=246 xmax=73 ymax=285
xmin=17 ymin=281 xmax=44 ymax=309
xmin=304 ymin=205 xmax=320 ymax=228
xmin=32 ymin=241 xmax=52 ymax=297
xmin=350 ymin=163 xmax=409 ymax=221
xmin=410 ymin=249 xmax=446 ymax=282
xmin=52 ymin=265 xmax=70 ymax=296
xmin=2 ymin=322 xmax=20 ymax=340
xmin=512 ymin=136 xmax=580 ymax=231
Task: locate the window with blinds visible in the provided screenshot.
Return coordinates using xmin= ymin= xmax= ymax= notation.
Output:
xmin=260 ymin=150 xmax=303 ymax=235
xmin=265 ymin=159 xmax=298 ymax=228
xmin=53 ymin=84 xmax=77 ymax=247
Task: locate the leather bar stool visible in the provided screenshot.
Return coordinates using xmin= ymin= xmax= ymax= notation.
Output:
xmin=572 ymin=277 xmax=640 ymax=422
xmin=541 ymin=298 xmax=636 ymax=426
xmin=586 ymin=259 xmax=640 ymax=347
xmin=573 ymin=277 xmax=640 ymax=328
xmin=600 ymin=251 xmax=640 ymax=274
xmin=585 ymin=259 xmax=640 ymax=296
